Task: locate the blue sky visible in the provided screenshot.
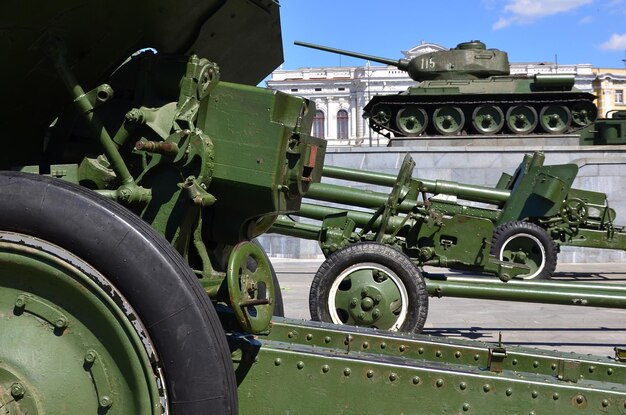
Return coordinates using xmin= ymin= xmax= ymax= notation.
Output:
xmin=278 ymin=0 xmax=626 ymax=70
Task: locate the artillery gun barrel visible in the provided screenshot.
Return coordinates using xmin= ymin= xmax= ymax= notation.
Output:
xmin=323 ymin=165 xmax=511 ymax=205
xmin=306 ymin=182 xmax=419 ymax=212
xmin=298 ymin=203 xmax=413 ymax=231
xmin=295 ymin=41 xmax=409 ymax=70
xmin=427 ymin=276 xmax=626 ymax=309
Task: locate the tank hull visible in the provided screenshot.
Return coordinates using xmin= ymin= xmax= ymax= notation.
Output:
xmin=364 ymin=76 xmax=597 ymax=137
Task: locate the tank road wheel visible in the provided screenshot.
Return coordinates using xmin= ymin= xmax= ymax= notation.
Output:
xmin=491 ymin=221 xmax=557 ymax=280
xmin=0 ymin=173 xmax=237 ymax=415
xmin=433 ymin=106 xmax=465 ymax=135
xmin=396 ymin=106 xmax=428 ymax=136
xmin=539 ymin=105 xmax=572 ymax=134
xmin=570 ymin=102 xmax=597 ymax=127
xmin=505 ymin=105 xmax=538 ymax=134
xmin=472 ymin=105 xmax=504 ymax=134
xmin=371 ymin=105 xmax=392 ymax=126
xmin=309 ymin=243 xmax=428 ymax=333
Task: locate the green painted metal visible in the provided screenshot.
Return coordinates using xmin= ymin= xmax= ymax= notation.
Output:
xmin=0 ymin=232 xmax=161 ymax=414
xmin=295 ymin=41 xmax=597 ymax=138
xmin=235 ymin=318 xmax=626 ymax=414
xmin=579 ymin=112 xmax=626 ymax=145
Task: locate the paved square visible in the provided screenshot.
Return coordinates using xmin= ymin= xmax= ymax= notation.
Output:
xmin=273 ymin=259 xmax=626 ymax=357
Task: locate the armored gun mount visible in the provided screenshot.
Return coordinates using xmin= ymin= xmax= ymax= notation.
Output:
xmin=296 ymin=40 xmax=598 ymax=138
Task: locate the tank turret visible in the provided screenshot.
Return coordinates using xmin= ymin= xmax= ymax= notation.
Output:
xmin=295 ymin=40 xmax=510 ymax=81
xmin=295 ymin=41 xmax=597 ymax=138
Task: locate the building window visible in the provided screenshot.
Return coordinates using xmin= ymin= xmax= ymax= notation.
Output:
xmin=313 ymin=110 xmax=325 ymax=138
xmin=290 ymin=88 xmax=298 ymax=92
xmin=616 ymin=90 xmax=624 ymax=104
xmin=338 ymin=87 xmax=346 ymax=91
xmin=315 ymin=88 xmax=322 ymax=91
xmin=337 ymin=109 xmax=349 ymax=139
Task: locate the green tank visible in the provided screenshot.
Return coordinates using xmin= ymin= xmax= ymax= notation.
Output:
xmin=295 ymin=40 xmax=598 ymax=137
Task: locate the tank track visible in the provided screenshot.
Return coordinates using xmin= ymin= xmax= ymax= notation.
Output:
xmin=366 ymin=96 xmax=597 ymax=138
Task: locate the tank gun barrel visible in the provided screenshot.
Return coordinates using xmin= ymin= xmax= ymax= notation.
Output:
xmin=295 ymin=41 xmax=409 ymax=70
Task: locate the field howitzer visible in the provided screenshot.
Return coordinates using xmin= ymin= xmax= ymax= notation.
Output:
xmin=4 ymin=1 xmax=626 ymax=414
xmin=271 ymin=151 xmax=626 ymax=332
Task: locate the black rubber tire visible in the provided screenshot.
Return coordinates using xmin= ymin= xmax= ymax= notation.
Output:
xmin=251 ymin=239 xmax=284 ymax=317
xmin=0 ymin=172 xmax=237 ymax=414
xmin=491 ymin=221 xmax=557 ymax=280
xmin=270 ymin=262 xmax=285 ymax=317
xmin=309 ymin=243 xmax=428 ymax=333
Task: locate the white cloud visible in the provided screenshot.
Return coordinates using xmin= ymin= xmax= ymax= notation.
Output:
xmin=493 ymin=0 xmax=593 ymax=30
xmin=600 ymin=33 xmax=626 ymax=50
xmin=579 ymin=15 xmax=593 ymax=24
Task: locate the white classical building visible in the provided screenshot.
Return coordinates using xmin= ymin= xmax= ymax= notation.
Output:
xmin=266 ymin=42 xmax=598 ymax=146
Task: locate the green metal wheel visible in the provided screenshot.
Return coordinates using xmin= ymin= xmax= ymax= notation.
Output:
xmin=227 ymin=241 xmax=275 ymax=334
xmin=395 ymin=106 xmax=428 ymax=136
xmin=0 ymin=172 xmax=237 ymax=414
xmin=539 ymin=105 xmax=572 ymax=134
xmin=432 ymin=106 xmax=465 ymax=135
xmin=570 ymin=101 xmax=597 ymax=127
xmin=471 ymin=105 xmax=504 ymax=134
xmin=505 ymin=105 xmax=538 ymax=134
xmin=0 ymin=232 xmax=162 ymax=414
xmin=491 ymin=221 xmax=557 ymax=280
xmin=309 ymin=243 xmax=428 ymax=333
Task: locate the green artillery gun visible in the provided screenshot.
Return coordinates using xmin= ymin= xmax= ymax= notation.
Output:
xmin=272 ymin=151 xmax=626 ymax=332
xmin=295 ymin=40 xmax=603 ymax=139
xmin=3 ymin=1 xmax=626 ymax=414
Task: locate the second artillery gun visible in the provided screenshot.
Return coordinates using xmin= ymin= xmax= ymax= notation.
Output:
xmin=272 ymin=151 xmax=626 ymax=333
xmin=296 ymin=40 xmax=598 ymax=138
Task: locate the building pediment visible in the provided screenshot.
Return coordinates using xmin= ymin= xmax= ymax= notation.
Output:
xmin=402 ymin=41 xmax=447 ymax=59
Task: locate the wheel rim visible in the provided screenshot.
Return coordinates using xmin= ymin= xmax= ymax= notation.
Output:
xmin=505 ymin=105 xmax=538 ymax=134
xmin=396 ymin=106 xmax=427 ymax=136
xmin=433 ymin=106 xmax=464 ymax=135
xmin=571 ymin=102 xmax=597 ymax=127
xmin=472 ymin=105 xmax=504 ymax=134
xmin=539 ymin=105 xmax=571 ymax=134
xmin=0 ymin=232 xmax=164 ymax=414
xmin=328 ymin=263 xmax=408 ymax=331
xmin=499 ymin=232 xmax=546 ymax=280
